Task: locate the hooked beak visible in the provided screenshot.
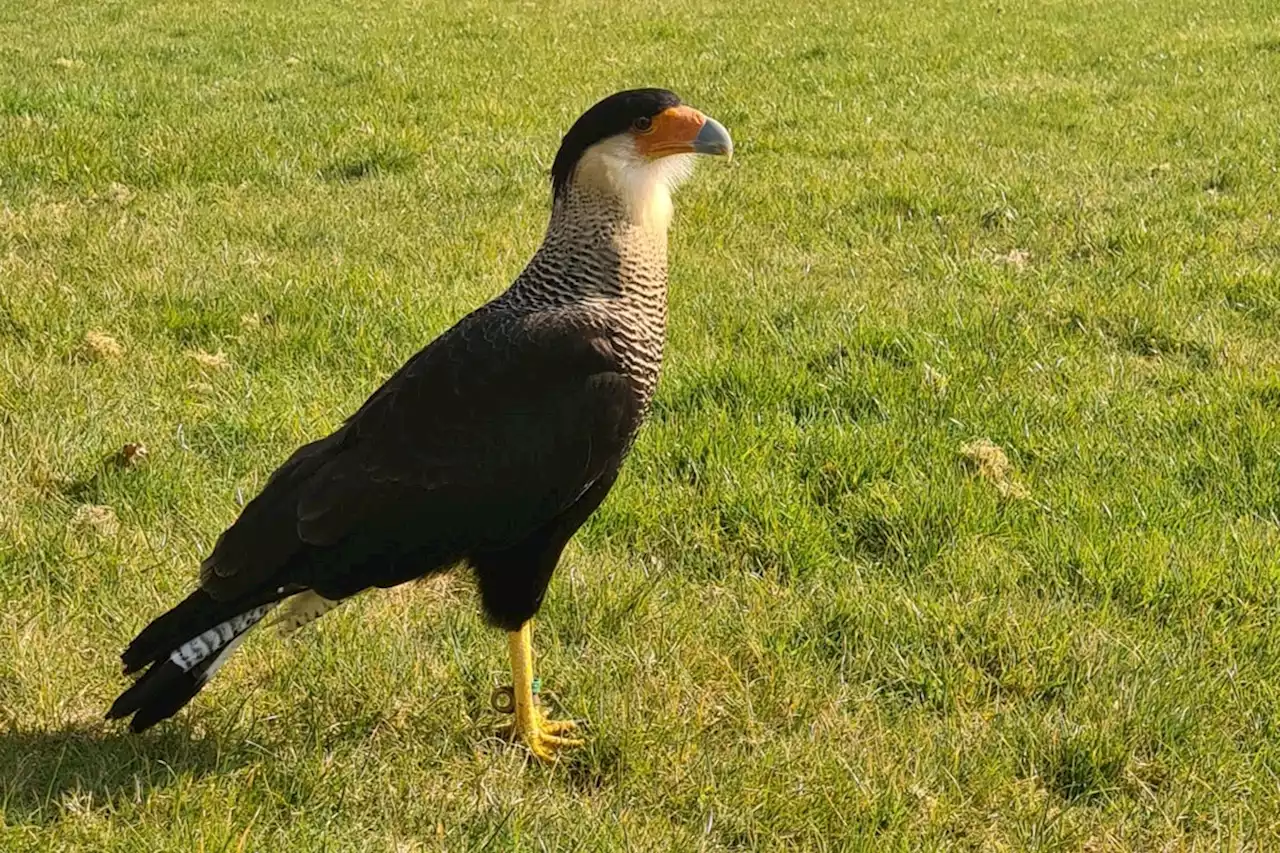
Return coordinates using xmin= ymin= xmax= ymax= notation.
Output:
xmin=637 ymin=105 xmax=734 ymax=161
xmin=691 ymin=116 xmax=733 ymax=158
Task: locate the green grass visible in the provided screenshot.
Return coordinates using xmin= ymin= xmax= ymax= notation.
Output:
xmin=2 ymin=0 xmax=1280 ymax=848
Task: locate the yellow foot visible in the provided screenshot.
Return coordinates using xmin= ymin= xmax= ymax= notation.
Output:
xmin=499 ymin=622 xmax=584 ymax=763
xmin=501 ymin=708 xmax=584 ymax=763
xmin=540 ymin=717 xmax=578 ymax=737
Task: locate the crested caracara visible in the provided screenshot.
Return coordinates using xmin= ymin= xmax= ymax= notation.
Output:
xmin=107 ymin=88 xmax=732 ymax=761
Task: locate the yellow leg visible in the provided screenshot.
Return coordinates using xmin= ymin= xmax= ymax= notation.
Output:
xmin=503 ymin=621 xmax=582 ymax=762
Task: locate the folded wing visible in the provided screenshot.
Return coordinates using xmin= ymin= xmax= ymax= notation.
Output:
xmin=198 ymin=307 xmax=639 ymax=602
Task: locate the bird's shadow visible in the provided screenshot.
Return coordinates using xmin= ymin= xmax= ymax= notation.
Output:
xmin=0 ymin=720 xmax=235 ymax=826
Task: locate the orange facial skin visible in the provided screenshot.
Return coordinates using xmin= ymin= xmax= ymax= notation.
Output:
xmin=634 ymin=105 xmax=711 ymax=158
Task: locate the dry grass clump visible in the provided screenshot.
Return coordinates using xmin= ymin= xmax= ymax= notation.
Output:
xmin=186 ymin=349 xmax=231 ymax=370
xmin=82 ymin=331 xmax=124 ymax=361
xmin=68 ymin=504 xmax=118 ymax=537
xmin=960 ymin=439 xmax=1029 ymax=499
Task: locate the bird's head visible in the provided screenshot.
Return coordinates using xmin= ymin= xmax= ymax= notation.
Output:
xmin=550 ymin=88 xmax=733 ymax=231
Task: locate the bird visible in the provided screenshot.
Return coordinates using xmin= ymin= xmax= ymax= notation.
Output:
xmin=106 ymin=88 xmax=733 ymax=762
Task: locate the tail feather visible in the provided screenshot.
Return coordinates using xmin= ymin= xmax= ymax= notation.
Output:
xmin=272 ymin=590 xmax=343 ymax=637
xmin=167 ymin=604 xmax=275 ymax=672
xmin=109 ymin=594 xmax=280 ymax=732
xmin=108 ymin=659 xmax=206 ymax=732
xmin=122 ymin=588 xmax=274 ymax=675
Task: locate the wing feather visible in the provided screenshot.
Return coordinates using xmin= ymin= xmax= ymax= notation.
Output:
xmin=198 ymin=307 xmax=638 ymax=601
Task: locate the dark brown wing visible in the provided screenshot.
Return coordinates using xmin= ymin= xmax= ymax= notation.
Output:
xmin=199 ymin=306 xmax=639 ymax=601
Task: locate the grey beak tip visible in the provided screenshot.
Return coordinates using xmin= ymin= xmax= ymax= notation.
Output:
xmin=693 ymin=117 xmax=734 ymax=158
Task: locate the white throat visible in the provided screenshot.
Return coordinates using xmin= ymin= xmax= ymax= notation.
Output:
xmin=566 ymin=139 xmax=695 ymax=233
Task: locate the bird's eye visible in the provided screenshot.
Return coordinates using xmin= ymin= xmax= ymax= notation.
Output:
xmin=632 ymin=116 xmax=653 ymax=133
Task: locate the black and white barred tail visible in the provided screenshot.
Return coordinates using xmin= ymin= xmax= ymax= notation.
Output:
xmin=106 ymin=588 xmax=283 ymax=732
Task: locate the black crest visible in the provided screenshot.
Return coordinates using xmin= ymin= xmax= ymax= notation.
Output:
xmin=550 ymin=88 xmax=682 ymax=198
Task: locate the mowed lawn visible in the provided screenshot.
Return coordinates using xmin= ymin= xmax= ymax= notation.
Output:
xmin=2 ymin=0 xmax=1279 ymax=848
